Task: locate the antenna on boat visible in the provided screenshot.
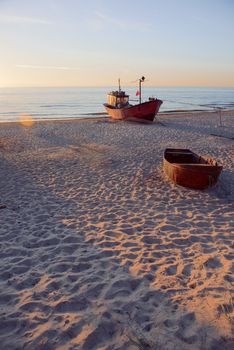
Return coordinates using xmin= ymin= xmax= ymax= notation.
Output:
xmin=139 ymin=76 xmax=145 ymax=104
xmin=118 ymin=78 xmax=121 ymax=92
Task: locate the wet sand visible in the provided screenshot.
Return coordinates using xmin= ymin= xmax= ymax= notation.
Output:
xmin=0 ymin=110 xmax=233 ymax=349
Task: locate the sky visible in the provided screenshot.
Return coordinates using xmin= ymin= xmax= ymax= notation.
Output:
xmin=0 ymin=0 xmax=234 ymax=87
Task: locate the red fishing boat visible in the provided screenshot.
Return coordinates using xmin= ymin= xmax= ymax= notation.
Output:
xmin=163 ymin=148 xmax=222 ymax=190
xmin=104 ymin=77 xmax=163 ymax=123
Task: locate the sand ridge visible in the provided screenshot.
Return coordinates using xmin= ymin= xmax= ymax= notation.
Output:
xmin=0 ymin=111 xmax=233 ymax=349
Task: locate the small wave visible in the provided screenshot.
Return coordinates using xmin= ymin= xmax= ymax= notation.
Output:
xmin=82 ymin=112 xmax=108 ymax=116
xmin=40 ymin=104 xmax=81 ymax=108
xmin=200 ymin=102 xmax=234 ymax=109
xmin=0 ymin=112 xmax=19 ymax=115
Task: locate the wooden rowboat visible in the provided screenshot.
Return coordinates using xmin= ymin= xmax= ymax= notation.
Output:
xmin=163 ymin=148 xmax=222 ymax=189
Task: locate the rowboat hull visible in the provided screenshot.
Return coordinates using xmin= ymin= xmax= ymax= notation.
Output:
xmin=163 ymin=148 xmax=222 ymax=190
xmin=104 ymin=99 xmax=162 ymax=123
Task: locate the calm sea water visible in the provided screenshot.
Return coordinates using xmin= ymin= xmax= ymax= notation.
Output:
xmin=0 ymin=87 xmax=234 ymax=122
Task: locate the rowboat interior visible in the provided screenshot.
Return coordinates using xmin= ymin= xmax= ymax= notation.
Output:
xmin=165 ymin=149 xmax=217 ymax=166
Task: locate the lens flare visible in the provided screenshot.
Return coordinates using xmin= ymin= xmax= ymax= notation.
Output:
xmin=19 ymin=113 xmax=34 ymax=127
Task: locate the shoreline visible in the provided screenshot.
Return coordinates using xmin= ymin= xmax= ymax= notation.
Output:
xmin=0 ymin=108 xmax=233 ymax=126
xmin=0 ymin=111 xmax=233 ymax=350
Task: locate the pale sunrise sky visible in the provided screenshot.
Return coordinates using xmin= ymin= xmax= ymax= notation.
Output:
xmin=0 ymin=0 xmax=234 ymax=87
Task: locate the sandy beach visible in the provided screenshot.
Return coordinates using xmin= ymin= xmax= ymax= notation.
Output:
xmin=0 ymin=110 xmax=233 ymax=350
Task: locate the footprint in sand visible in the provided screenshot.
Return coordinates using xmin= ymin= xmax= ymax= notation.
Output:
xmin=175 ymin=312 xmax=198 ymax=345
xmin=181 ymin=264 xmax=193 ymax=277
xmin=204 ymin=257 xmax=223 ymax=269
xmin=0 ymin=319 xmax=18 ymax=337
xmin=82 ymin=320 xmax=117 ymax=350
xmin=105 ymin=278 xmax=141 ymax=299
xmin=54 ymin=296 xmax=89 ymax=313
xmin=164 ymin=264 xmax=178 ymax=276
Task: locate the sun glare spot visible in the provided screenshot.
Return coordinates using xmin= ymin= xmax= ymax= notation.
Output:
xmin=19 ymin=113 xmax=34 ymax=127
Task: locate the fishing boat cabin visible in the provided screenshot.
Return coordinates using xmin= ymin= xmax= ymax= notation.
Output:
xmin=107 ymin=90 xmax=130 ymax=108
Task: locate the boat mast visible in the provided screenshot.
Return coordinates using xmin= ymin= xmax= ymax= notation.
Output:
xmin=139 ymin=76 xmax=145 ymax=104
xmin=118 ymin=78 xmax=121 ymax=93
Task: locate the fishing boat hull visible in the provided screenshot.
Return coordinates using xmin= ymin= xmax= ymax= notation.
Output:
xmin=163 ymin=148 xmax=222 ymax=189
xmin=104 ymin=99 xmax=162 ymax=123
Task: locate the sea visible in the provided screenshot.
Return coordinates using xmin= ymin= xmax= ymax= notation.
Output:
xmin=0 ymin=86 xmax=234 ymax=123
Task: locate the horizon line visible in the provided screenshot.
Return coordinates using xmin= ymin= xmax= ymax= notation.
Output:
xmin=0 ymin=85 xmax=234 ymax=89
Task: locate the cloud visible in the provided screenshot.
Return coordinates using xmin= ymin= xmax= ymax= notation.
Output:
xmin=15 ymin=65 xmax=80 ymax=71
xmin=0 ymin=14 xmax=53 ymax=24
xmin=93 ymin=11 xmax=152 ymax=32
